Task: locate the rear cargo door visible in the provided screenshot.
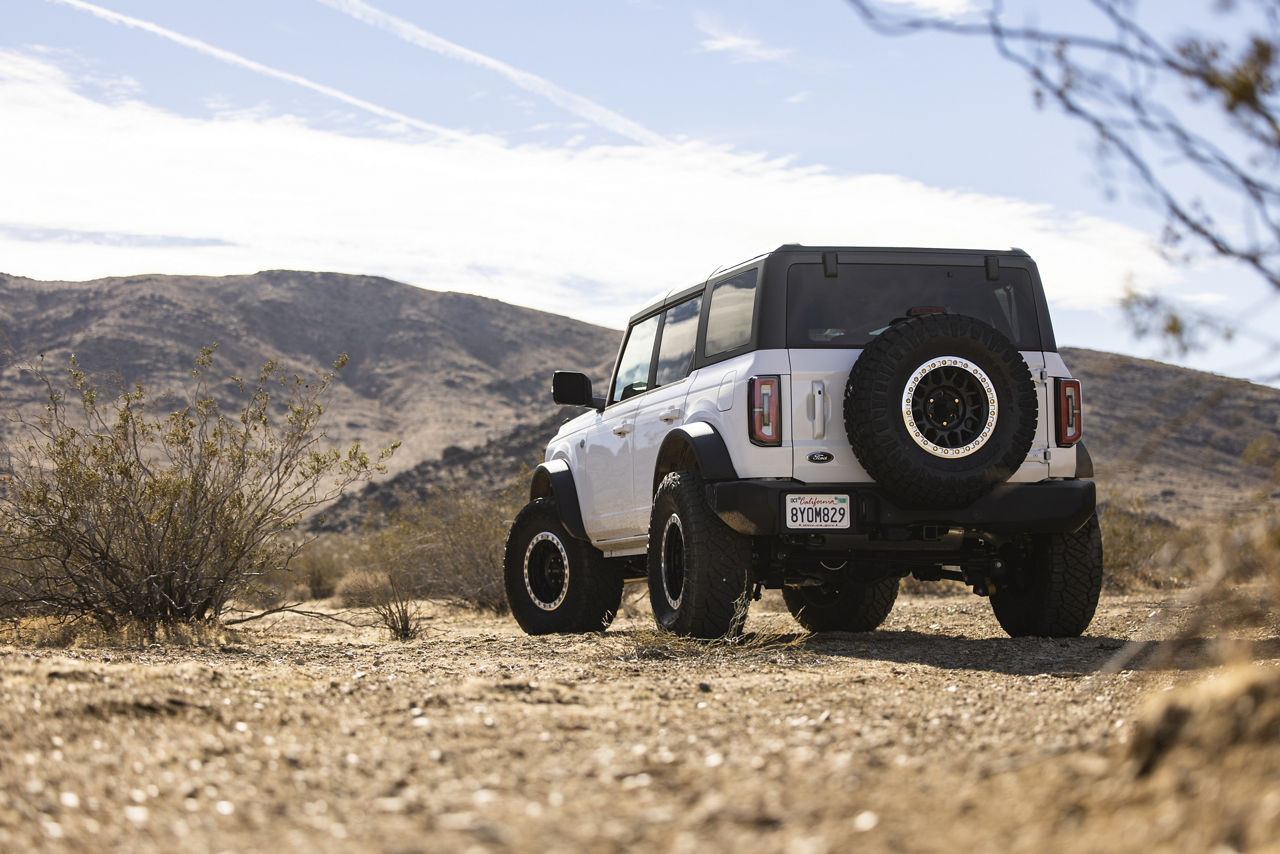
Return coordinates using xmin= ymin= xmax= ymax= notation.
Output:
xmin=788 ymin=348 xmax=871 ymax=483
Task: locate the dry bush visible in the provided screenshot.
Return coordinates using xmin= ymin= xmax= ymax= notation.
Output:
xmin=0 ymin=348 xmax=395 ymax=628
xmin=335 ymin=569 xmax=385 ymax=608
xmin=1098 ymin=494 xmax=1187 ymax=592
xmin=335 ymin=569 xmax=421 ymax=641
xmin=286 ymin=535 xmax=351 ymax=601
xmin=353 ymin=475 xmax=526 ymax=613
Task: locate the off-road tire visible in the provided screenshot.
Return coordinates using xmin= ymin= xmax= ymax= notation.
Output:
xmin=989 ymin=513 xmax=1104 ymax=637
xmin=647 ymin=471 xmax=752 ymax=638
xmin=783 ymin=575 xmax=899 ymax=633
xmin=504 ymin=498 xmax=623 ymax=635
xmin=844 ymin=314 xmax=1038 ymax=508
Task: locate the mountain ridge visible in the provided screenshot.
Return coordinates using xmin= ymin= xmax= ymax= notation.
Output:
xmin=0 ymin=269 xmax=619 ymax=476
xmin=1 ymin=270 xmax=1275 ymax=524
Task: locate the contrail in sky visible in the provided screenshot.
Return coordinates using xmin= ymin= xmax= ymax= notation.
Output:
xmin=42 ymin=0 xmax=467 ymax=141
xmin=314 ymin=0 xmax=668 ymax=147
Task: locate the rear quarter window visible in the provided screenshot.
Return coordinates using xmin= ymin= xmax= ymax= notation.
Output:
xmin=654 ymin=295 xmax=702 ymax=386
xmin=704 ymin=269 xmax=758 ymax=357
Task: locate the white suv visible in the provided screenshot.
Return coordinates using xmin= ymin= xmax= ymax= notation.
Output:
xmin=504 ymin=245 xmax=1103 ymax=639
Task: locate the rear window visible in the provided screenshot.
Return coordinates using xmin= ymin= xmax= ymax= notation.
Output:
xmin=786 ymin=263 xmax=1043 ymax=350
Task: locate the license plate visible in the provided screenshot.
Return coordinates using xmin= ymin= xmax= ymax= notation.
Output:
xmin=784 ymin=494 xmax=850 ymax=530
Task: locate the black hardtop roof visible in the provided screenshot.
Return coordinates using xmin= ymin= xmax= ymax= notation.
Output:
xmin=629 ymin=244 xmax=1035 ymax=323
xmin=772 ymin=243 xmax=1030 ymax=258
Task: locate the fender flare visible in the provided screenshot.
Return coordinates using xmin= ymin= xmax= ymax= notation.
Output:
xmin=529 ymin=459 xmax=589 ymax=541
xmin=652 ymin=422 xmax=740 ymax=495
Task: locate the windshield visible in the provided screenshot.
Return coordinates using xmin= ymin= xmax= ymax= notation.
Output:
xmin=786 ymin=262 xmax=1043 ymax=350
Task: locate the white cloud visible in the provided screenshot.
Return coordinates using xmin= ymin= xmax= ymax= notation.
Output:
xmin=1179 ymin=292 xmax=1232 ymax=307
xmin=785 ymin=91 xmax=812 ymax=104
xmin=0 ymin=50 xmax=1177 ymax=329
xmin=694 ymin=14 xmax=792 ymax=64
xmin=874 ymin=0 xmax=980 ymax=18
xmin=314 ymin=0 xmax=667 ymax=146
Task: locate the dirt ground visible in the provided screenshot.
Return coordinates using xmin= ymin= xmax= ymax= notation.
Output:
xmin=2 ymin=589 xmax=1279 ymax=854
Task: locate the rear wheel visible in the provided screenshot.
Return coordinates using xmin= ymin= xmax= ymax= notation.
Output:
xmin=783 ymin=575 xmax=899 ymax=632
xmin=504 ymin=498 xmax=622 ymax=635
xmin=989 ymin=513 xmax=1104 ymax=637
xmin=647 ymin=471 xmax=752 ymax=638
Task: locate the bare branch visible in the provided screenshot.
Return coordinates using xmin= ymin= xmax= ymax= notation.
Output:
xmin=846 ymin=0 xmax=1280 ymax=295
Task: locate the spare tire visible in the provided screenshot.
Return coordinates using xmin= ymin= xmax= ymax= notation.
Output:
xmin=843 ymin=314 xmax=1037 ymax=509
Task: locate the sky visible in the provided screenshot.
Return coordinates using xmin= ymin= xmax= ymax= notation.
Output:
xmin=2 ymin=0 xmax=1278 ymax=384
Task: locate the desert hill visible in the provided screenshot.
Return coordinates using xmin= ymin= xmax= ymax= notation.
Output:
xmin=1 ymin=270 xmax=1275 ymax=525
xmin=1062 ymin=347 xmax=1279 ymax=521
xmin=0 ymin=270 xmax=618 ymax=476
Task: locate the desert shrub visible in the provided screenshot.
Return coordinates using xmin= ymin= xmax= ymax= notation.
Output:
xmin=411 ymin=482 xmax=519 ymax=612
xmin=286 ymin=535 xmax=351 ymax=601
xmin=336 ymin=568 xmax=386 ymax=608
xmin=1098 ymin=494 xmax=1187 ymax=591
xmin=335 ymin=568 xmax=421 ymax=640
xmin=0 ymin=348 xmax=396 ymax=628
xmin=355 ymin=474 xmax=525 ymax=613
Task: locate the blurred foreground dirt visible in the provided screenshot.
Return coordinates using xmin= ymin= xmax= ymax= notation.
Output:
xmin=2 ymin=591 xmax=1278 ymax=853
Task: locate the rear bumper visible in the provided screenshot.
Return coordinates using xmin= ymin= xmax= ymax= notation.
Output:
xmin=706 ymin=478 xmax=1095 ymax=537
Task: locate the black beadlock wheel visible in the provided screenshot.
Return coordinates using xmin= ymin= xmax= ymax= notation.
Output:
xmin=503 ymin=498 xmax=623 ymax=635
xmin=844 ymin=314 xmax=1038 ymax=509
xmin=989 ymin=513 xmax=1104 ymax=638
xmin=647 ymin=471 xmax=752 ymax=638
xmin=783 ymin=574 xmax=899 ymax=633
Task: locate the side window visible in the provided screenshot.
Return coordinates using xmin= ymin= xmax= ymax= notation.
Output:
xmin=704 ymin=269 xmax=758 ymax=357
xmin=610 ymin=313 xmax=660 ymax=404
xmin=654 ymin=296 xmax=702 ymax=387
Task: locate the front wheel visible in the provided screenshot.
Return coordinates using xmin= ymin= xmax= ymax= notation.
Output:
xmin=504 ymin=498 xmax=622 ymax=635
xmin=783 ymin=575 xmax=899 ymax=632
xmin=647 ymin=471 xmax=752 ymax=638
xmin=989 ymin=513 xmax=1104 ymax=638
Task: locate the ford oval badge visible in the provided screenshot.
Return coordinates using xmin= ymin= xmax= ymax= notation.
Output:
xmin=807 ymin=451 xmax=834 ymax=464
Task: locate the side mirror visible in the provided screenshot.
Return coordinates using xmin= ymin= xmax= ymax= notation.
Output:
xmin=552 ymin=371 xmax=605 ymax=409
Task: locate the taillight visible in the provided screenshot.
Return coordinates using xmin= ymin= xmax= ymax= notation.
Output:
xmin=1056 ymin=378 xmax=1083 ymax=445
xmin=748 ymin=376 xmax=782 ymax=446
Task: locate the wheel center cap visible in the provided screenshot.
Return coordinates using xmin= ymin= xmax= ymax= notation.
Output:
xmin=925 ymin=389 xmax=963 ymax=427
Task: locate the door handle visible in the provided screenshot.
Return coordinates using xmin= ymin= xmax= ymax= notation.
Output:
xmin=812 ymin=381 xmax=826 ymax=439
xmin=612 ymin=423 xmax=633 ymax=437
xmin=658 ymin=409 xmax=683 ymax=424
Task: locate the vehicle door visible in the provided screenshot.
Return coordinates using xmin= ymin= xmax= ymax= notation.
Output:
xmin=577 ymin=312 xmax=660 ymax=542
xmin=630 ymin=294 xmax=703 ymax=530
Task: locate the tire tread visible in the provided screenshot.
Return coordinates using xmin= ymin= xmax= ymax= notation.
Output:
xmin=504 ymin=498 xmax=622 ymax=635
xmin=990 ymin=514 xmax=1104 ymax=637
xmin=648 ymin=471 xmax=752 ymax=638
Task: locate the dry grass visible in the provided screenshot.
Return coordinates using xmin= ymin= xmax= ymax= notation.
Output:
xmin=1098 ymin=492 xmax=1188 ymax=591
xmin=605 ymin=593 xmax=809 ymax=661
xmin=0 ymin=614 xmax=235 ymax=648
